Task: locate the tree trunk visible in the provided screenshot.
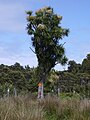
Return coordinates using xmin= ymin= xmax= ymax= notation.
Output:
xmin=37 ymin=72 xmax=47 ymax=99
xmin=37 ymin=66 xmax=48 ymax=99
xmin=38 ymin=82 xmax=44 ymax=99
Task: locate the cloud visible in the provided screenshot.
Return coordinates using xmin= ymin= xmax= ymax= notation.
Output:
xmin=0 ymin=53 xmax=38 ymax=67
xmin=0 ymin=2 xmax=26 ymax=33
xmin=0 ymin=39 xmax=37 ymax=67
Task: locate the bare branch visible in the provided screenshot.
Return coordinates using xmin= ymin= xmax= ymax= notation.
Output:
xmin=62 ymin=42 xmax=66 ymax=46
xmin=29 ymin=47 xmax=36 ymax=54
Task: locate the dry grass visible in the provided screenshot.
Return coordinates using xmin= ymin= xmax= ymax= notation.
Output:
xmin=0 ymin=95 xmax=90 ymax=120
xmin=0 ymin=96 xmax=45 ymax=120
xmin=40 ymin=95 xmax=90 ymax=120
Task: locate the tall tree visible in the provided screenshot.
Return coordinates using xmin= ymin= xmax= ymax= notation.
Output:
xmin=82 ymin=54 xmax=90 ymax=74
xmin=26 ymin=7 xmax=69 ymax=98
xmin=68 ymin=60 xmax=81 ymax=73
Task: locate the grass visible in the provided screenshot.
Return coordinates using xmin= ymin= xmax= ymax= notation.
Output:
xmin=0 ymin=95 xmax=45 ymax=120
xmin=0 ymin=95 xmax=90 ymax=120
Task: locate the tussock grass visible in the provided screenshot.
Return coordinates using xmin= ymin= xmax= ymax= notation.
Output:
xmin=0 ymin=96 xmax=45 ymax=120
xmin=0 ymin=95 xmax=90 ymax=120
xmin=39 ymin=95 xmax=90 ymax=120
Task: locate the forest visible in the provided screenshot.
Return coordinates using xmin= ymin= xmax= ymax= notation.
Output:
xmin=0 ymin=53 xmax=90 ymax=98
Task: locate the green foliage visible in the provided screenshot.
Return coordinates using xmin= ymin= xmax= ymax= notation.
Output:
xmin=0 ymin=63 xmax=38 ymax=96
xmin=82 ymin=54 xmax=90 ymax=74
xmin=68 ymin=60 xmax=81 ymax=73
xmin=60 ymin=92 xmax=80 ymax=100
xmin=0 ymin=53 xmax=90 ymax=98
xmin=26 ymin=6 xmax=69 ymax=82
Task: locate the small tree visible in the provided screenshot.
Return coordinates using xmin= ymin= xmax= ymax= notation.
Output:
xmin=26 ymin=7 xmax=69 ymax=98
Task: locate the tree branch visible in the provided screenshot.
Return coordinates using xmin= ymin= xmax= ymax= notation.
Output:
xmin=29 ymin=47 xmax=36 ymax=54
xmin=62 ymin=42 xmax=66 ymax=46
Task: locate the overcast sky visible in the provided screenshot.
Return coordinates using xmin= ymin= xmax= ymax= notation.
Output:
xmin=0 ymin=0 xmax=90 ymax=70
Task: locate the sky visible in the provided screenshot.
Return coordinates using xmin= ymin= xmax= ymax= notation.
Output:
xmin=0 ymin=0 xmax=90 ymax=70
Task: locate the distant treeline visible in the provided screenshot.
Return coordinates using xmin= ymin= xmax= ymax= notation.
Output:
xmin=0 ymin=53 xmax=90 ymax=98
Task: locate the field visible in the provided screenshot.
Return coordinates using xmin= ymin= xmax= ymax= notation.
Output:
xmin=0 ymin=95 xmax=90 ymax=120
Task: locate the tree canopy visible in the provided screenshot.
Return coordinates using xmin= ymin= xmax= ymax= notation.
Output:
xmin=26 ymin=7 xmax=69 ymax=82
xmin=82 ymin=54 xmax=90 ymax=74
